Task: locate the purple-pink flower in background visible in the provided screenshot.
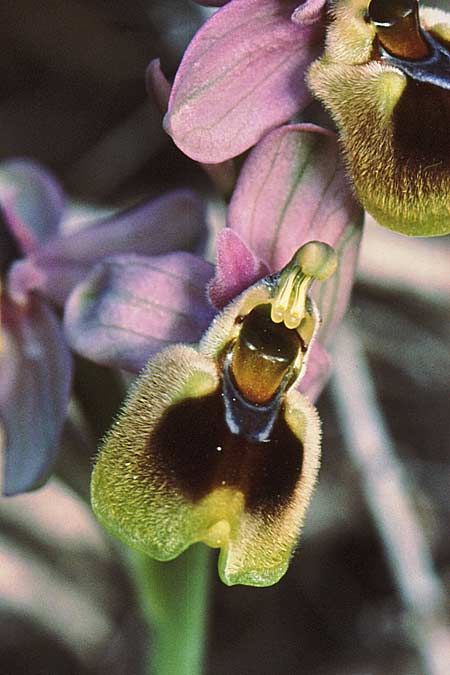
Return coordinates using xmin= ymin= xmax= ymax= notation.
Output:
xmin=164 ymin=0 xmax=327 ymax=162
xmin=0 ymin=160 xmax=207 ymax=495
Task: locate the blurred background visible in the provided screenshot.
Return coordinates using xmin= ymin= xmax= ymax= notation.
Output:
xmin=0 ymin=0 xmax=210 ymax=203
xmin=0 ymin=2 xmax=449 ymax=674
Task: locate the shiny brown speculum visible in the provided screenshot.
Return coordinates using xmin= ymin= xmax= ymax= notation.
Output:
xmin=230 ymin=304 xmax=302 ymax=405
xmin=367 ymin=0 xmax=450 ymax=91
xmin=367 ymin=0 xmax=429 ymax=59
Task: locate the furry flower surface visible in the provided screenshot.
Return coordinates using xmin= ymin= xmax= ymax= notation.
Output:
xmin=308 ymin=0 xmax=450 ymax=236
xmin=90 ymin=242 xmax=335 ymax=587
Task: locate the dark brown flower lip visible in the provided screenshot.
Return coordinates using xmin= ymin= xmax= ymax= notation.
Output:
xmin=146 ymin=386 xmax=303 ymax=515
xmin=380 ymin=31 xmax=450 ymax=90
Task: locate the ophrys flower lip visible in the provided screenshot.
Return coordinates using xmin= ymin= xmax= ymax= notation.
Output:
xmin=90 ymin=243 xmax=331 ymax=587
xmin=308 ymin=0 xmax=450 ymax=237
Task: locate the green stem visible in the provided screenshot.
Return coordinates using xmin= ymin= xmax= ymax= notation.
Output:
xmin=130 ymin=545 xmax=211 ymax=675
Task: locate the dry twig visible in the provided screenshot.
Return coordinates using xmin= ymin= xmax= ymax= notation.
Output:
xmin=331 ymin=323 xmax=450 ymax=675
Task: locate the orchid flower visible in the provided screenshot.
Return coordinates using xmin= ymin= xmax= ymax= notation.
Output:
xmin=0 ymin=160 xmax=207 ymax=495
xmin=88 ymin=241 xmax=334 ymax=588
xmin=64 ymin=125 xmax=363 ymax=586
xmin=308 ymin=0 xmax=450 ymax=236
xmin=165 ymin=0 xmax=449 ymax=237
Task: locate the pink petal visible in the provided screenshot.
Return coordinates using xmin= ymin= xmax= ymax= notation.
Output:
xmin=0 ymin=159 xmax=65 ymax=254
xmin=311 ymin=224 xmax=362 ymax=344
xmin=208 ymin=228 xmax=269 ymax=308
xmin=64 ymin=253 xmax=215 ymax=373
xmin=17 ymin=189 xmax=207 ymax=306
xmin=228 ymin=123 xmax=364 ymax=341
xmin=291 ymin=0 xmax=327 ymax=26
xmin=6 ymin=258 xmax=47 ymax=306
xmin=0 ymin=294 xmax=72 ymax=495
xmin=165 ymin=0 xmax=324 ymax=162
xmin=146 ymin=59 xmax=172 ymax=113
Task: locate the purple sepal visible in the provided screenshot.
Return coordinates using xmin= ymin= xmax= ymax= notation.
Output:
xmin=64 ymin=253 xmax=215 ymax=373
xmin=291 ymin=0 xmax=327 ymax=25
xmin=146 ymin=59 xmax=172 ymax=113
xmin=208 ymin=229 xmax=269 ymax=309
xmin=12 ymin=189 xmax=207 ymax=306
xmin=0 ymin=295 xmax=72 ymax=495
xmin=0 ymin=159 xmax=65 ymax=255
xmin=228 ymin=124 xmax=363 ymax=341
xmin=165 ymin=0 xmax=324 ymax=162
